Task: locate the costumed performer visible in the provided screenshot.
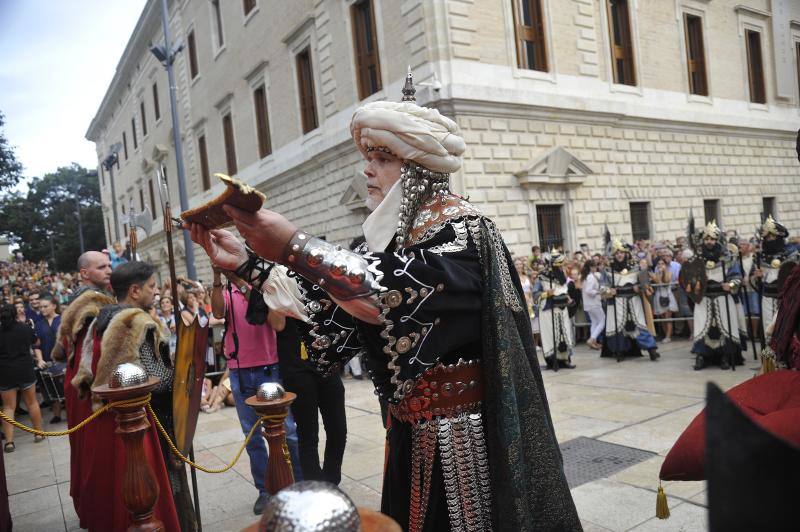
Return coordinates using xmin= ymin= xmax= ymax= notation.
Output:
xmin=184 ymin=71 xmax=580 ymax=532
xmin=70 ymin=262 xmax=181 ymax=531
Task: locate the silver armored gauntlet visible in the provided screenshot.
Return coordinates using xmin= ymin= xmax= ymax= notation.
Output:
xmin=284 ymin=231 xmax=380 ymax=301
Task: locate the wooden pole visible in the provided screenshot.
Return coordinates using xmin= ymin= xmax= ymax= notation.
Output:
xmin=245 ymin=392 xmax=296 ymax=495
xmin=93 ymin=377 xmax=163 ymax=532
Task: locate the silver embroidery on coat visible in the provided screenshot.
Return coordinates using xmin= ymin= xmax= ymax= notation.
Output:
xmin=428 ymin=220 xmax=469 ymax=255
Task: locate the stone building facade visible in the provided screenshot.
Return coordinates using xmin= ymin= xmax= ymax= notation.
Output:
xmin=87 ymin=0 xmax=800 ymax=282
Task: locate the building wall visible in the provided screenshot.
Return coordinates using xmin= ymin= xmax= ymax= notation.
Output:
xmin=453 ymin=109 xmax=798 ymax=257
xmin=87 ymin=0 xmax=800 ymax=282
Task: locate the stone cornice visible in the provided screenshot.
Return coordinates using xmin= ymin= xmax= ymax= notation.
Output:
xmin=85 ymin=0 xmax=161 ymax=141
xmin=439 ymin=97 xmax=798 ymax=141
xmin=734 ymin=5 xmax=772 ymax=19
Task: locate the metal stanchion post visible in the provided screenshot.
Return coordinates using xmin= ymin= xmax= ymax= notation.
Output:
xmin=92 ymin=365 xmax=163 ymax=532
xmin=245 ymin=384 xmax=296 ymax=496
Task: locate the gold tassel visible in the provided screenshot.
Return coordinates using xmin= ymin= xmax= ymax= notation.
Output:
xmin=656 ymin=483 xmax=670 ymax=520
xmin=760 ymin=354 xmax=775 ymax=375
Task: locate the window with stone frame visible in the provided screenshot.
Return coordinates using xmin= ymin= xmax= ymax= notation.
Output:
xmin=606 ymin=0 xmax=636 ymax=86
xmin=152 ymin=82 xmax=161 ymax=121
xmin=122 ymin=131 xmax=129 ymax=159
xmin=148 ymin=178 xmax=157 ymax=219
xmin=703 ymin=199 xmax=719 ymax=226
xmin=762 ymin=197 xmax=775 ymax=219
xmin=131 ymin=118 xmax=138 ymax=150
xmin=684 ymin=14 xmax=708 ymax=96
xmin=187 ymin=29 xmax=199 ymax=79
xmin=536 ymin=204 xmax=563 ymax=250
xmin=222 ymin=113 xmax=237 ymax=176
xmin=745 ymin=29 xmax=766 ymax=104
xmin=243 ymin=0 xmax=256 ymax=16
xmin=253 ymin=84 xmax=272 ymax=158
xmin=511 ymin=0 xmax=548 ymax=72
xmin=629 ymin=202 xmax=650 ymax=241
xmin=198 ymin=134 xmax=211 ymax=190
xmin=140 ymin=101 xmax=148 ymax=136
xmin=296 ymin=47 xmax=318 ymax=133
xmin=796 ymin=43 xmax=800 ymax=103
xmin=351 ymin=0 xmax=382 ymax=99
xmin=211 ymin=0 xmax=224 ymax=49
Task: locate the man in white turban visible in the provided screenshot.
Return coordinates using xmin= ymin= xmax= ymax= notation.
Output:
xmin=184 ymin=70 xmax=579 ymax=531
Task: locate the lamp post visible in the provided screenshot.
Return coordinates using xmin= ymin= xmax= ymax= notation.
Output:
xmin=101 ymin=144 xmax=122 ymax=243
xmin=151 ymin=0 xmax=196 ymax=280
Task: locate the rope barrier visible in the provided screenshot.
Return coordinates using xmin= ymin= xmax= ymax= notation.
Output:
xmin=0 ymin=393 xmax=289 ymax=475
xmin=147 ymin=405 xmax=287 ymax=474
xmin=0 ymin=394 xmax=152 ymax=437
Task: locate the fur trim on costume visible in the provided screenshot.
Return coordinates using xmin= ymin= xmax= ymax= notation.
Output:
xmin=94 ymin=308 xmax=167 ymax=389
xmin=71 ymin=319 xmax=98 ymax=398
xmin=54 ymin=290 xmax=114 ymax=362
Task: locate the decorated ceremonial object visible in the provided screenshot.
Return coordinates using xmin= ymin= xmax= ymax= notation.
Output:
xmin=654 ymin=370 xmax=800 ymax=520
xmin=246 ymin=386 xmax=297 ymax=496
xmin=172 ymin=313 xmax=210 ymax=457
xmin=108 ymin=362 xmax=149 ymax=389
xmin=242 ymin=481 xmax=401 ymax=532
xmin=678 ymin=256 xmax=707 ymax=304
xmin=706 ymin=382 xmax=799 ymax=530
xmin=701 ymin=219 xmax=721 ymax=240
xmin=180 ymin=173 xmax=265 ymax=229
xmin=92 ymin=364 xmax=164 ymax=532
xmin=760 ymin=214 xmax=789 ymax=239
xmin=256 ymin=382 xmax=285 ymax=402
xmin=260 ymin=481 xmax=359 ymax=532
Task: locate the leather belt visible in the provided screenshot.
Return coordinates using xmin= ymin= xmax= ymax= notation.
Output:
xmin=389 ymin=359 xmax=483 ymax=425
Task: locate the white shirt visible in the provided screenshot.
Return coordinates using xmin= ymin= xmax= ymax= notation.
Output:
xmin=582 ymin=272 xmax=603 ymax=310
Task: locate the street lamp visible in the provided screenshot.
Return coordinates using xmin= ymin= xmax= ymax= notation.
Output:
xmin=150 ymin=0 xmax=196 ymax=280
xmin=101 ymin=143 xmax=122 ymax=243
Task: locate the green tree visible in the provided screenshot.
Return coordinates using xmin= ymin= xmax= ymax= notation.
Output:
xmin=0 ymin=163 xmax=104 ymax=271
xmin=0 ymin=112 xmax=23 ymax=193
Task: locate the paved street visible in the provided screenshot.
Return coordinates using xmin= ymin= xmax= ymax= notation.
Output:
xmin=3 ymin=339 xmax=756 ymax=531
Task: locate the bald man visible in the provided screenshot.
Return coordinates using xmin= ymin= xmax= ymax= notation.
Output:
xmin=58 ymin=251 xmax=115 ymax=517
xmin=76 ymin=251 xmax=112 ymax=294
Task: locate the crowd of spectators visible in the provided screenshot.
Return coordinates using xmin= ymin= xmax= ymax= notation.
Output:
xmin=0 ymin=259 xmax=80 ymax=452
xmin=515 ymin=233 xmax=800 ymax=352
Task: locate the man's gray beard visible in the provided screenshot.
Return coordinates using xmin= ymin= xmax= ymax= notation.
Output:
xmin=365 ymin=196 xmax=381 ymax=212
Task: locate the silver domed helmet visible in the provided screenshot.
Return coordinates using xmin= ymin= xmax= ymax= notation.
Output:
xmin=260 ymin=480 xmax=361 ymax=532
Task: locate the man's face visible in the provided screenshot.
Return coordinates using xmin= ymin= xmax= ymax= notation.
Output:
xmin=29 ymin=293 xmax=39 ymax=310
xmin=39 ymin=299 xmax=56 ymax=318
xmin=82 ymin=252 xmax=112 ymax=289
xmin=363 ymin=150 xmax=403 ymax=211
xmin=739 ymin=242 xmax=751 ymax=255
xmin=614 ymin=251 xmax=626 ymax=262
xmin=129 ymin=274 xmax=158 ymax=310
xmin=703 ymin=236 xmax=716 ymax=248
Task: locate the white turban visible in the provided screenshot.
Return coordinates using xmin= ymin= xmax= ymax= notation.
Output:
xmin=350 ymin=101 xmax=465 ymax=173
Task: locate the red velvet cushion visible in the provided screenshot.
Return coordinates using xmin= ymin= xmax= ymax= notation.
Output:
xmin=660 ymin=371 xmax=800 ymax=481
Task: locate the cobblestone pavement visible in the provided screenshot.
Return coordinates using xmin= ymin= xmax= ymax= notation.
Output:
xmin=3 ymin=339 xmax=757 ymax=531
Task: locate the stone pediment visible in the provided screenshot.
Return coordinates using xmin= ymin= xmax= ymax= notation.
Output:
xmin=340 ymin=173 xmax=369 ymax=214
xmin=514 ymin=146 xmax=593 ymax=189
